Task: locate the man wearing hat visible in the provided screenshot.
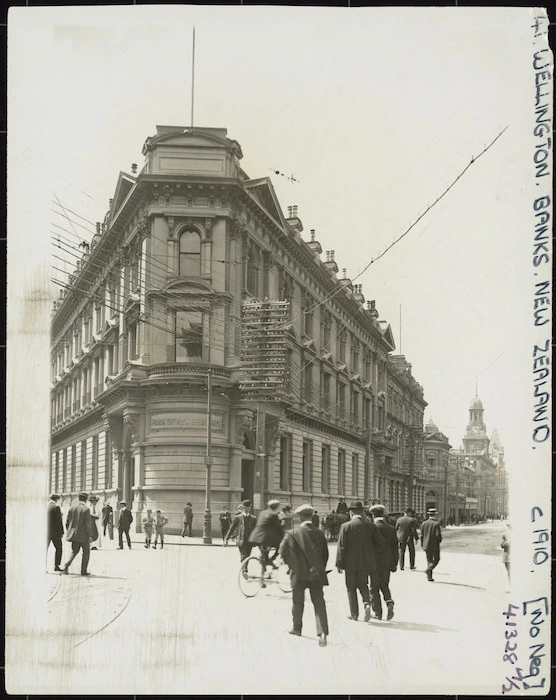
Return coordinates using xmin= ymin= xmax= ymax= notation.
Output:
xmin=61 ymin=492 xmax=95 ymax=576
xmin=225 ymin=499 xmax=257 ymax=561
xmin=249 ymin=499 xmax=284 ymax=568
xmin=47 ymin=493 xmax=64 ymax=572
xmin=369 ymin=505 xmax=398 ymax=620
xmin=336 ymin=500 xmax=385 ymax=621
xmin=421 ymin=508 xmax=442 ymax=581
xmin=279 ymin=504 xmax=330 ymax=647
xmin=395 ymin=507 xmax=419 ymax=570
xmin=117 ymin=501 xmax=133 ymax=550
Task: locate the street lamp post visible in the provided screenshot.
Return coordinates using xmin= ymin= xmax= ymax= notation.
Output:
xmin=202 ymin=368 xmax=213 ymax=544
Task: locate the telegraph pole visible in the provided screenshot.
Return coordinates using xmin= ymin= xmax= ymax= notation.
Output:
xmin=202 ymin=368 xmax=213 ymax=544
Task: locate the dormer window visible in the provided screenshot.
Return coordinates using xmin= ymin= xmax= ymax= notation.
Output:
xmin=179 ymin=229 xmax=201 ymax=276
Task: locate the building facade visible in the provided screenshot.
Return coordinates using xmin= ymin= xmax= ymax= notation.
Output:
xmin=423 ymin=419 xmax=452 ymax=523
xmin=50 ymin=125 xmax=427 ymax=534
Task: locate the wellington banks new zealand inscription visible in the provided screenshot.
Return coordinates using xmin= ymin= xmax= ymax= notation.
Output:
xmin=151 ymin=413 xmax=224 ymax=431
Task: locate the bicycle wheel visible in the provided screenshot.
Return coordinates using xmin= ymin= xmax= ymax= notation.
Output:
xmin=276 ymin=560 xmax=292 ymax=593
xmin=238 ymin=556 xmax=263 ymax=597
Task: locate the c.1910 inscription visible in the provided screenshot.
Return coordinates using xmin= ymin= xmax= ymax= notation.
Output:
xmin=150 ymin=413 xmax=224 ymax=431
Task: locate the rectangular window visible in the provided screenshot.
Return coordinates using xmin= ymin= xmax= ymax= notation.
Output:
xmin=352 ymin=453 xmax=359 ymax=496
xmin=353 ymin=341 xmax=359 ymax=374
xmin=80 ymin=440 xmax=87 ymax=489
xmin=339 ymin=332 xmax=346 ymax=362
xmin=92 ymin=435 xmax=98 ymax=490
xmin=364 ymin=353 xmax=371 ymax=381
xmin=62 ymin=449 xmax=67 ymax=493
xmin=323 ymin=373 xmax=331 ymax=411
xmin=175 ymin=310 xmax=203 ymax=362
xmin=338 ymin=448 xmax=346 ymax=495
xmin=352 ymin=390 xmax=360 ymax=425
xmin=322 ymin=313 xmax=331 ymax=350
xmin=321 ymin=444 xmax=330 ymax=493
xmin=338 ymin=383 xmax=346 ymax=420
xmin=279 ymin=434 xmax=291 ymax=491
xmin=303 ymin=363 xmax=313 ymax=404
xmin=128 ymin=323 xmax=138 ymax=361
xmin=71 ymin=445 xmax=77 ymax=491
xmin=55 ymin=452 xmax=60 ymax=493
xmin=364 ymin=397 xmax=372 ymax=430
xmin=302 ymin=439 xmax=312 ymax=493
xmin=106 ymin=431 xmax=112 ymax=489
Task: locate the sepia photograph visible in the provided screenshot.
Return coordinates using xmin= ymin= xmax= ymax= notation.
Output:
xmin=6 ymin=5 xmax=552 ymax=695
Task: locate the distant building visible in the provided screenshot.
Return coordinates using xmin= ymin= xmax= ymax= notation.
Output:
xmin=50 ymin=125 xmax=427 ymax=534
xmin=423 ymin=419 xmax=452 ymax=523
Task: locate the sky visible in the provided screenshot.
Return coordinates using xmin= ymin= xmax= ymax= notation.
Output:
xmin=8 ymin=5 xmax=550 ymax=479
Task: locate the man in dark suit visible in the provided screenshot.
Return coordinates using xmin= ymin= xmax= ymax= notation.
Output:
xmin=395 ymin=508 xmax=419 ymax=570
xmin=249 ymin=499 xmax=284 ymax=567
xmin=117 ymin=500 xmax=133 ymax=549
xmin=61 ymin=492 xmax=94 ymax=576
xmin=47 ymin=493 xmax=64 ymax=571
xmin=101 ymin=502 xmax=113 ymax=537
xmin=225 ymin=499 xmax=257 ymax=561
xmin=336 ymin=500 xmax=385 ymax=622
xmin=279 ymin=503 xmax=329 ymax=647
xmin=421 ymin=507 xmax=442 ymax=581
xmin=369 ymin=505 xmax=399 ymax=620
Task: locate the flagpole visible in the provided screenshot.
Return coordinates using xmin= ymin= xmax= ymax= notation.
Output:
xmin=191 ymin=27 xmax=196 ymax=127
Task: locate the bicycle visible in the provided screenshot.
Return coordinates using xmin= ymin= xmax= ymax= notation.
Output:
xmin=238 ymin=547 xmax=292 ymax=597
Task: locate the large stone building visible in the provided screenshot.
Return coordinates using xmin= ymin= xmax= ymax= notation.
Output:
xmin=424 ymin=396 xmax=508 ymax=524
xmin=50 ymin=125 xmax=427 ymax=534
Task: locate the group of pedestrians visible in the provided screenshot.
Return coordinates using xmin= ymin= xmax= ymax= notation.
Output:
xmin=142 ymin=509 xmax=169 ymax=549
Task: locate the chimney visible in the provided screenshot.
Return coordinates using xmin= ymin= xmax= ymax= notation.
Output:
xmin=353 ymin=284 xmax=365 ymax=304
xmin=367 ymin=300 xmax=379 ymax=320
xmin=339 ymin=268 xmax=353 ymax=292
xmin=323 ymin=250 xmax=338 ymax=275
xmin=96 ymin=222 xmax=101 ymax=235
xmin=285 ymin=204 xmax=303 ymax=233
xmin=131 ymin=163 xmax=138 ymax=174
xmin=306 ymin=228 xmax=322 ymax=258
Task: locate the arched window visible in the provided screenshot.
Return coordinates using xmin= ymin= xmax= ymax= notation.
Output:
xmin=179 ymin=230 xmax=201 ymax=276
xmin=246 ymin=247 xmax=258 ymax=296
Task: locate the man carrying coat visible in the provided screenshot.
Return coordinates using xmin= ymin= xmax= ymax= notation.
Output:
xmin=421 ymin=507 xmax=442 ymax=581
xmin=47 ymin=493 xmax=64 ymax=572
xmin=395 ymin=508 xmax=419 ymax=570
xmin=369 ymin=504 xmax=399 ymax=620
xmin=61 ymin=492 xmax=94 ymax=576
xmin=279 ymin=503 xmax=329 ymax=647
xmin=225 ymin=499 xmax=257 ymax=561
xmin=336 ymin=500 xmax=385 ymax=622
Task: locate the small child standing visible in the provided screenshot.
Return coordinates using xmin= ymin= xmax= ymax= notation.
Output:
xmin=153 ymin=509 xmax=169 ymax=549
xmin=143 ymin=509 xmax=155 ymax=548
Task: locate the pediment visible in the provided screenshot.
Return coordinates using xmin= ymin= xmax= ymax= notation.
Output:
xmin=379 ymin=322 xmax=396 ymax=351
xmin=243 ymin=178 xmax=288 ymax=231
xmin=111 ymin=172 xmax=136 ymax=217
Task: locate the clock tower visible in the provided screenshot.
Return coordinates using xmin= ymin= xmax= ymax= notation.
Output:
xmin=462 ymin=395 xmax=490 ymax=454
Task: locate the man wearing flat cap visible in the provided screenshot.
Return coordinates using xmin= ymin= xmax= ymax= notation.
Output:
xmin=249 ymin=499 xmax=284 ymax=569
xmin=225 ymin=499 xmax=257 ymax=561
xmin=117 ymin=500 xmax=133 ymax=550
xmin=421 ymin=508 xmax=442 ymax=581
xmin=279 ymin=504 xmax=330 ymax=647
xmin=61 ymin=492 xmax=95 ymax=576
xmin=336 ymin=500 xmax=385 ymax=622
xmin=47 ymin=493 xmax=64 ymax=572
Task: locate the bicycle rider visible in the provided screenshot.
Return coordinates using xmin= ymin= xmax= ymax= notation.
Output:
xmin=249 ymin=499 xmax=284 ymax=569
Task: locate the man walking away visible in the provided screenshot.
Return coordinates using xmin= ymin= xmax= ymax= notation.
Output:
xmin=117 ymin=501 xmax=133 ymax=549
xmin=279 ymin=504 xmax=329 ymax=647
xmin=501 ymin=522 xmax=511 ymax=585
xmin=249 ymin=499 xmax=284 ymax=568
xmin=336 ymin=498 xmax=348 ymax=515
xmin=369 ymin=505 xmax=398 ymax=620
xmin=153 ymin=510 xmax=168 ymax=549
xmin=395 ymin=508 xmax=419 ymax=570
xmin=61 ymin=492 xmax=94 ymax=576
xmin=47 ymin=493 xmax=64 ymax=572
xmin=219 ymin=505 xmax=232 ymax=544
xmin=336 ymin=501 xmax=385 ymax=622
xmin=143 ymin=509 xmax=155 ymax=548
xmin=182 ymin=503 xmax=194 ymax=537
xmin=280 ymin=504 xmax=293 ymax=531
xmin=225 ymin=499 xmax=257 ymax=561
xmin=421 ymin=508 xmax=442 ymax=581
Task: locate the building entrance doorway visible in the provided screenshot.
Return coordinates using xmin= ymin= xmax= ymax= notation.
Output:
xmin=241 ymin=459 xmax=254 ymax=503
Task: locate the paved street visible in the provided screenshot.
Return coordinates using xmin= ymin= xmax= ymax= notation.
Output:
xmin=34 ymin=521 xmax=510 ymax=695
